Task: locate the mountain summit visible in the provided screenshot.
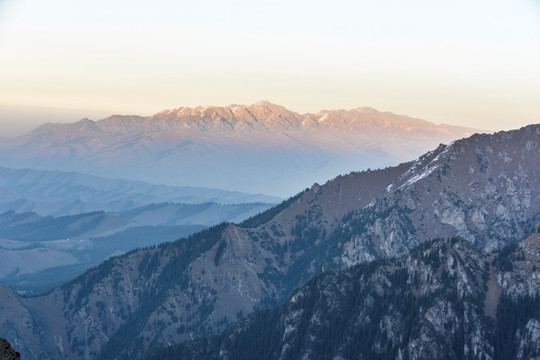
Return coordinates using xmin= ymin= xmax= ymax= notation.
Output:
xmin=0 ymin=102 xmax=480 ymax=196
xmin=27 ymin=101 xmax=476 ymax=134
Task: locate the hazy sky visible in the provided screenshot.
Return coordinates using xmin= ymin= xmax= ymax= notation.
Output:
xmin=1 ymin=0 xmax=539 ymax=135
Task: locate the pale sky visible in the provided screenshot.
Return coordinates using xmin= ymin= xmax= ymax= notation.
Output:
xmin=1 ymin=0 xmax=539 ymax=135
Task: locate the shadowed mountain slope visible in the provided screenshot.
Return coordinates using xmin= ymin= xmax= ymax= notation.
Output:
xmin=148 ymin=235 xmax=540 ymax=360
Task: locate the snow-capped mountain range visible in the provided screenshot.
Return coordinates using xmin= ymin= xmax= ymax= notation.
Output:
xmin=0 ymin=101 xmax=480 ymax=197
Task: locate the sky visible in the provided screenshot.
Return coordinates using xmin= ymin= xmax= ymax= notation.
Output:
xmin=0 ymin=0 xmax=539 ymax=135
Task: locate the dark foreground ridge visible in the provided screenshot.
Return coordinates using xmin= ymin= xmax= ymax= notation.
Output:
xmin=146 ymin=236 xmax=540 ymax=360
xmin=0 ymin=338 xmax=20 ymax=360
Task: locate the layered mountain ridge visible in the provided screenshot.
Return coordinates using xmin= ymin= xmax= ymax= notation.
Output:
xmin=0 ymin=125 xmax=538 ymax=359
xmin=0 ymin=102 xmax=481 ymax=196
xmin=0 ymin=200 xmax=273 ymax=295
xmin=0 ymin=166 xmax=280 ymax=216
xmin=28 ymin=101 xmax=475 ymax=134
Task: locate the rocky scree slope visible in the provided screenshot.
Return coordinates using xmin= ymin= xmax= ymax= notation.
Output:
xmin=0 ymin=125 xmax=538 ymax=359
xmin=148 ymin=235 xmax=540 ymax=360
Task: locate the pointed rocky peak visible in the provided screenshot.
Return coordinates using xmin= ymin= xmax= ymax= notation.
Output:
xmin=96 ymin=115 xmax=147 ymax=134
xmin=248 ymin=100 xmax=297 ymax=114
xmin=149 ymin=101 xmax=304 ymax=131
xmin=70 ymin=118 xmax=102 ymax=132
xmin=392 ymin=143 xmax=448 ymax=189
xmin=243 ymin=101 xmax=303 ymax=129
xmin=254 ymin=100 xmax=272 ymax=106
xmin=146 ymin=105 xmax=233 ymax=131
xmin=24 ymin=118 xmax=102 ymax=139
xmin=388 ymin=124 xmax=539 ymax=194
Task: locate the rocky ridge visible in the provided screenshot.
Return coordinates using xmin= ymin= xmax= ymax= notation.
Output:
xmin=148 ymin=235 xmax=540 ymax=360
xmin=27 ymin=101 xmax=476 ymax=134
xmin=0 ymin=102 xmax=480 ymax=196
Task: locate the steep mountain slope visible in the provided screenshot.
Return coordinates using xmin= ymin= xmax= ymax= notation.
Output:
xmin=0 ymin=167 xmax=280 ymax=217
xmin=0 ymin=102 xmax=480 ymax=196
xmin=149 ymin=235 xmax=540 ymax=360
xmin=0 ymin=125 xmax=537 ymax=359
xmin=0 ymin=283 xmax=59 ymax=359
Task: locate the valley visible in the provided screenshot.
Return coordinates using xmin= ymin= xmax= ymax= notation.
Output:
xmin=0 ymin=201 xmax=274 ymax=295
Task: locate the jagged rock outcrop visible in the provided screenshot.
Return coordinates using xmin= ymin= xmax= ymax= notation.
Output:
xmin=494 ymin=233 xmax=540 ymax=299
xmin=0 ymin=125 xmax=538 ymax=359
xmin=147 ymin=236 xmax=540 ymax=360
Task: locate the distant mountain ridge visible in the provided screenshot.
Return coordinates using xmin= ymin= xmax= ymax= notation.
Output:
xmin=28 ymin=101 xmax=477 ymax=134
xmin=0 ymin=102 xmax=482 ymax=196
xmin=0 ymin=166 xmax=280 ymax=217
xmin=0 ymin=200 xmax=273 ymax=294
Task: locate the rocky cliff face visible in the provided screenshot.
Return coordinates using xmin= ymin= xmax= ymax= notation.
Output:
xmin=234 ymin=124 xmax=539 ymax=287
xmin=495 ymin=233 xmax=540 ymax=299
xmin=147 ymin=235 xmax=540 ymax=360
xmin=0 ymin=125 xmax=538 ymax=359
